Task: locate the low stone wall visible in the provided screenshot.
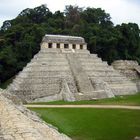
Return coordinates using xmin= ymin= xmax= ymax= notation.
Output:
xmin=112 ymin=60 xmax=140 ymax=80
xmin=0 ymin=89 xmax=71 ymax=140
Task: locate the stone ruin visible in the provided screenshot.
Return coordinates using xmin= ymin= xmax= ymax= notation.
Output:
xmin=7 ymin=34 xmax=140 ymax=103
xmin=1 ymin=34 xmax=140 ymax=139
xmin=0 ymin=89 xmax=71 ymax=140
xmin=112 ymin=60 xmax=140 ymax=80
xmin=112 ymin=60 xmax=140 ymax=91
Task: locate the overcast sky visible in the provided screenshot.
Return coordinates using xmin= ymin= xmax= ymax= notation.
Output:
xmin=0 ymin=0 xmax=140 ymax=27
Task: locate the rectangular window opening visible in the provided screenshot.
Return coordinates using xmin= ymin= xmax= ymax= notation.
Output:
xmin=72 ymin=44 xmax=76 ymax=49
xmin=57 ymin=43 xmax=60 ymax=48
xmin=80 ymin=45 xmax=83 ymax=49
xmin=48 ymin=43 xmax=52 ymax=48
xmin=64 ymin=44 xmax=69 ymax=49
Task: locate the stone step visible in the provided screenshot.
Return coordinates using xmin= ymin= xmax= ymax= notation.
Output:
xmin=34 ymin=53 xmax=66 ymax=57
xmin=18 ymin=70 xmax=71 ymax=76
xmin=81 ymin=61 xmax=108 ymax=66
xmin=74 ymin=90 xmax=112 ymax=100
xmin=39 ymin=52 xmax=65 ymax=56
xmin=28 ymin=61 xmax=69 ymax=66
xmin=37 ymin=55 xmax=66 ymax=59
xmin=13 ymin=77 xmax=75 ymax=85
xmin=90 ymin=54 xmax=99 ymax=58
xmin=18 ymin=71 xmax=72 ymax=77
xmin=74 ymin=49 xmax=90 ymax=54
xmin=106 ymin=77 xmax=129 ymax=82
xmin=31 ymin=60 xmax=68 ymax=65
xmin=109 ymin=82 xmax=136 ymax=86
xmin=74 ymin=54 xmax=91 ymax=58
xmin=86 ymin=71 xmax=122 ymax=77
xmin=83 ymin=65 xmax=113 ymax=69
xmin=107 ymin=81 xmax=135 ymax=85
xmin=37 ymin=57 xmax=67 ymax=60
xmin=41 ymin=63 xmax=68 ymax=67
xmin=83 ymin=67 xmax=114 ymax=71
xmin=17 ymin=75 xmax=73 ymax=79
xmin=9 ymin=82 xmax=77 ymax=100
xmin=26 ymin=63 xmax=69 ymax=67
xmin=10 ymin=86 xmax=60 ymax=97
xmin=111 ymin=85 xmax=138 ymax=95
xmin=10 ymin=90 xmax=59 ymax=101
xmin=77 ymin=58 xmax=102 ymax=62
xmin=40 ymin=48 xmax=61 ymax=53
xmin=23 ymin=66 xmax=70 ymax=72
xmin=90 ymin=76 xmax=129 ymax=82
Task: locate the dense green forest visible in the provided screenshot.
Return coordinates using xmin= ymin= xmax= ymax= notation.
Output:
xmin=0 ymin=4 xmax=140 ymax=84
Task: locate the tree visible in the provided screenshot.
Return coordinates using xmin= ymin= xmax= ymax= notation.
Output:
xmin=81 ymin=8 xmax=113 ymax=27
xmin=0 ymin=46 xmax=17 ymax=82
xmin=1 ymin=20 xmax=11 ymax=31
xmin=116 ymin=23 xmax=140 ymax=62
xmin=64 ymin=5 xmax=83 ymax=28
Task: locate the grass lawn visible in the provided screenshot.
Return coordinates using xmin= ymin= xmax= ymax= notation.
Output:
xmin=30 ymin=108 xmax=140 ymax=140
xmin=28 ymin=93 xmax=140 ymax=106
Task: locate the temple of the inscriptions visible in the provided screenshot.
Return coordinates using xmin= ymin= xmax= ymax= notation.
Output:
xmin=7 ymin=34 xmax=140 ymax=102
xmin=41 ymin=34 xmax=87 ymax=50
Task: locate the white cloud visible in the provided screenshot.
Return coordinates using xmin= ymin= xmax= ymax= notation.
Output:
xmin=0 ymin=0 xmax=140 ymax=27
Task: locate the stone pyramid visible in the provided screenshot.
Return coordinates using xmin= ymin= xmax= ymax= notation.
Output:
xmin=7 ymin=35 xmax=138 ymax=102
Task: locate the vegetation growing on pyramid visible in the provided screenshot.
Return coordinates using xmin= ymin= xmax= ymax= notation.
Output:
xmin=0 ymin=4 xmax=140 ymax=83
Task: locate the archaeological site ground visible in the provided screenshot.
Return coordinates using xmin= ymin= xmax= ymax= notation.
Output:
xmin=0 ymin=35 xmax=140 ymax=140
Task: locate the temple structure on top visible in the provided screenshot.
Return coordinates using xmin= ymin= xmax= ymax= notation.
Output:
xmin=7 ymin=34 xmax=140 ymax=103
xmin=41 ymin=34 xmax=87 ymax=50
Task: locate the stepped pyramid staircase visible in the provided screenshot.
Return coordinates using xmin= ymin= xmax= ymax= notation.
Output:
xmin=7 ymin=48 xmax=138 ymax=102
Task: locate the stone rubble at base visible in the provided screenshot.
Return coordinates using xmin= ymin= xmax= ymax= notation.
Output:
xmin=0 ymin=89 xmax=71 ymax=140
xmin=112 ymin=60 xmax=140 ymax=80
xmin=7 ymin=34 xmax=140 ymax=103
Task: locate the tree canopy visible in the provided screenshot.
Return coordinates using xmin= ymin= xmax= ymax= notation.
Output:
xmin=0 ymin=4 xmax=140 ymax=83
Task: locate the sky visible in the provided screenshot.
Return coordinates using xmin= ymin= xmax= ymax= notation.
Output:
xmin=0 ymin=0 xmax=140 ymax=27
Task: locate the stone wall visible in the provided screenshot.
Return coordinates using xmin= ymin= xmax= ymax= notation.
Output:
xmin=0 ymin=89 xmax=71 ymax=140
xmin=112 ymin=60 xmax=140 ymax=80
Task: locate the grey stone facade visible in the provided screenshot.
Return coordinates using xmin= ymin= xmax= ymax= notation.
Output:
xmin=41 ymin=35 xmax=87 ymax=50
xmin=7 ymin=35 xmax=139 ymax=102
xmin=112 ymin=60 xmax=140 ymax=80
xmin=112 ymin=60 xmax=140 ymax=92
xmin=42 ymin=34 xmax=85 ymax=44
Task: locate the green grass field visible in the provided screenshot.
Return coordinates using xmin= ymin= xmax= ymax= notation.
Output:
xmin=30 ymin=108 xmax=140 ymax=140
xmin=29 ymin=93 xmax=140 ymax=106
